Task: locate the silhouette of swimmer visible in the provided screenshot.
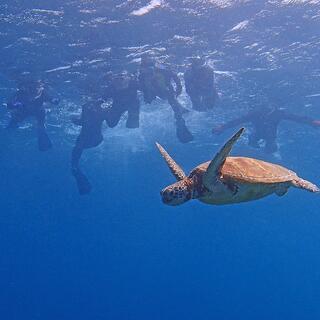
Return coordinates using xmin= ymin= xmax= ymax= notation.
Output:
xmin=103 ymin=71 xmax=140 ymax=129
xmin=6 ymin=79 xmax=59 ymax=151
xmin=212 ymin=105 xmax=320 ymax=153
xmin=71 ymin=99 xmax=108 ymax=195
xmin=184 ymin=57 xmax=217 ymax=111
xmin=139 ymin=56 xmax=193 ymax=143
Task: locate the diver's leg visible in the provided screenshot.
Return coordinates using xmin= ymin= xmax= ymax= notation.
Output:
xmin=105 ymin=103 xmax=123 ymax=128
xmin=167 ymin=95 xmax=189 ymax=115
xmin=265 ymin=137 xmax=278 ymax=154
xmin=248 ymin=133 xmax=260 ymax=149
xmin=167 ymin=97 xmax=193 ymax=143
xmin=126 ymin=100 xmax=140 ymax=129
xmin=36 ymin=109 xmax=52 ymax=151
xmin=6 ymin=110 xmax=26 ymax=129
xmin=71 ymin=140 xmax=83 ymax=170
xmin=190 ymin=94 xmax=203 ymax=111
xmin=71 ymin=138 xmax=92 ymax=195
xmin=7 ymin=117 xmax=19 ymax=129
xmin=174 ymin=112 xmax=193 ymax=144
xmin=202 ymin=91 xmax=216 ymax=110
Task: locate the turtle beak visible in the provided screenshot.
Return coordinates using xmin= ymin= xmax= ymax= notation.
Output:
xmin=160 ymin=189 xmax=171 ymax=204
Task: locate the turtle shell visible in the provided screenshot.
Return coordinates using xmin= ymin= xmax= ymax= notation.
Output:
xmin=196 ymin=156 xmax=298 ymax=184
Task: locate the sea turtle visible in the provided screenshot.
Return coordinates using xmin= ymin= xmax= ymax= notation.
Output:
xmin=156 ymin=128 xmax=319 ymax=206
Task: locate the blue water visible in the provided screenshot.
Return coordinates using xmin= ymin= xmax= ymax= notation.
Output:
xmin=1 ymin=1 xmax=320 ymax=319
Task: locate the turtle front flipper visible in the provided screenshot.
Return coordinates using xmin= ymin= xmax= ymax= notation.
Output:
xmin=156 ymin=142 xmax=186 ymax=181
xmin=203 ymin=128 xmax=245 ymax=191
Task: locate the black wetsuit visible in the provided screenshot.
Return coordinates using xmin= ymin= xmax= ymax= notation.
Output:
xmin=7 ymin=84 xmax=58 ymax=151
xmin=215 ymin=109 xmax=318 ymax=153
xmin=139 ymin=67 xmax=183 ymax=114
xmin=139 ymin=66 xmax=193 ymax=143
xmin=104 ymin=76 xmax=140 ymax=129
xmin=184 ymin=64 xmax=216 ymax=111
xmin=71 ymin=100 xmax=108 ymax=195
xmin=71 ymin=101 xmax=107 ymax=169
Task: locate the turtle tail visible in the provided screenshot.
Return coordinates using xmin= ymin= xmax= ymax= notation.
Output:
xmin=292 ymin=178 xmax=320 ymax=193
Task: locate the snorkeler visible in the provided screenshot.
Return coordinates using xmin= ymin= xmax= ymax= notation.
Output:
xmin=212 ymin=105 xmax=320 ymax=153
xmin=103 ymin=71 xmax=140 ymax=128
xmin=184 ymin=56 xmax=217 ymax=111
xmin=71 ymin=99 xmax=108 ymax=195
xmin=6 ymin=78 xmax=60 ymax=151
xmin=138 ymin=56 xmax=193 ymax=143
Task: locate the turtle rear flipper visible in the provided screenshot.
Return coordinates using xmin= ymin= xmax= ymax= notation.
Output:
xmin=275 ymin=184 xmax=289 ymax=196
xmin=203 ymin=128 xmax=245 ymax=191
xmin=292 ymin=178 xmax=320 ymax=193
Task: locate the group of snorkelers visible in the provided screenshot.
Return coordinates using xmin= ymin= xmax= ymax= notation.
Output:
xmin=4 ymin=56 xmax=320 ymax=194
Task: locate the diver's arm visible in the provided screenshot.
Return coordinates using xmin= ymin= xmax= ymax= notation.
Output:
xmin=184 ymin=70 xmax=196 ymax=95
xmin=39 ymin=89 xmax=60 ymax=106
xmin=71 ymin=116 xmax=83 ymax=126
xmin=212 ymin=114 xmax=250 ymax=134
xmin=131 ymin=78 xmax=140 ymax=92
xmin=103 ymin=85 xmax=114 ymax=100
xmin=6 ymin=91 xmax=25 ymax=110
xmin=204 ymin=67 xmax=215 ymax=83
xmin=137 ymin=72 xmax=148 ymax=93
xmin=126 ymin=100 xmax=140 ymax=129
xmin=71 ymin=104 xmax=88 ymax=126
xmin=282 ymin=112 xmax=320 ymax=127
xmin=171 ymin=72 xmax=182 ymax=97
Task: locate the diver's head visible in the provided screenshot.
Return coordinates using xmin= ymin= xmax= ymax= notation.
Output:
xmin=260 ymin=104 xmax=277 ymax=114
xmin=140 ymin=56 xmax=156 ymax=75
xmin=113 ymin=71 xmax=131 ymax=90
xmin=190 ymin=56 xmax=205 ymax=68
xmin=140 ymin=55 xmax=155 ymax=67
xmin=160 ymin=179 xmax=193 ymax=206
xmin=17 ymin=78 xmax=44 ymax=96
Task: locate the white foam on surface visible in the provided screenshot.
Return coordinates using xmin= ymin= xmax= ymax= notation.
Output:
xmin=46 ymin=65 xmax=72 ymax=73
xmin=130 ymin=0 xmax=163 ymax=16
xmin=306 ymin=93 xmax=320 ymax=97
xmin=279 ymin=0 xmax=320 ymax=5
xmin=229 ymin=20 xmax=250 ymax=32
xmin=30 ymin=9 xmax=64 ymax=16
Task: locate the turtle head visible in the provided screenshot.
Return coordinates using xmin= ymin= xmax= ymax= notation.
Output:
xmin=160 ymin=178 xmax=194 ymax=206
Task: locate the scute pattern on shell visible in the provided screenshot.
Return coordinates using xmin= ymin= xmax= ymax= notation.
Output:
xmin=195 ymin=157 xmax=298 ymax=184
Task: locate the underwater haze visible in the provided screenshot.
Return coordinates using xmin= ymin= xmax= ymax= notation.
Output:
xmin=1 ymin=0 xmax=320 ymax=319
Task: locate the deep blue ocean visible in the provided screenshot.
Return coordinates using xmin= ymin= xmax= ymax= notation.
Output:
xmin=1 ymin=1 xmax=320 ymax=319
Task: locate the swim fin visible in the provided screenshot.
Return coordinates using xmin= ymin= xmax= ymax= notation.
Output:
xmin=176 ymin=118 xmax=193 ymax=143
xmin=38 ymin=129 xmax=52 ymax=151
xmin=72 ymin=168 xmax=92 ymax=195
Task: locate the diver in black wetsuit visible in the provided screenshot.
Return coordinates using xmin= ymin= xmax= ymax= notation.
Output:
xmin=71 ymin=99 xmax=108 ymax=195
xmin=212 ymin=105 xmax=320 ymax=153
xmin=103 ymin=71 xmax=140 ymax=129
xmin=184 ymin=57 xmax=217 ymax=112
xmin=138 ymin=56 xmax=193 ymax=143
xmin=6 ymin=79 xmax=59 ymax=151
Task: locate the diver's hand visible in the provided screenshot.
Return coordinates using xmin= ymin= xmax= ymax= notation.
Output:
xmin=71 ymin=116 xmax=82 ymax=126
xmin=212 ymin=125 xmax=225 ymax=135
xmin=312 ymin=120 xmax=320 ymax=127
xmin=6 ymin=101 xmax=23 ymax=110
xmin=51 ymin=98 xmax=60 ymax=105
